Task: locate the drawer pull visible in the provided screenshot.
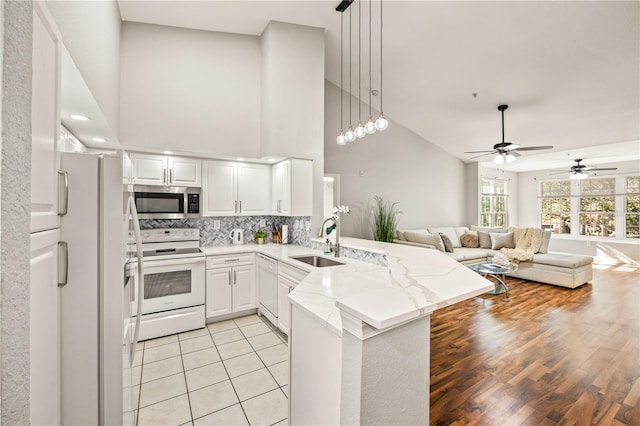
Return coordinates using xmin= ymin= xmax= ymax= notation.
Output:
xmin=224 ymin=259 xmax=240 ymax=262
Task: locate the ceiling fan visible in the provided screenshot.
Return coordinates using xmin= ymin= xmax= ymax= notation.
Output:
xmin=465 ymin=104 xmax=554 ymax=164
xmin=549 ymin=159 xmax=618 ymax=180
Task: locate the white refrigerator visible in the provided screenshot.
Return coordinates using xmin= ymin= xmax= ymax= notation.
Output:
xmin=59 ymin=152 xmax=143 ymax=425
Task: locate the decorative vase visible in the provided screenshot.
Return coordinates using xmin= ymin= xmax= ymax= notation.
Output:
xmin=256 ymin=238 xmax=265 ymax=245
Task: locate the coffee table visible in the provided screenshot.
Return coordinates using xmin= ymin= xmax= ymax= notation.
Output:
xmin=468 ymin=263 xmax=518 ymax=298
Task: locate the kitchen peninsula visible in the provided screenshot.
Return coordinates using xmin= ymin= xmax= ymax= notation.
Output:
xmin=202 ymin=237 xmax=493 ymax=424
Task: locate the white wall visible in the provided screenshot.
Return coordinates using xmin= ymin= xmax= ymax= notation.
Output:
xmin=517 ymin=159 xmax=640 ymax=262
xmin=47 ymin=0 xmax=121 ymax=135
xmin=465 ymin=163 xmax=479 ymax=226
xmin=1 ymin=1 xmax=32 ymax=422
xmin=120 ymin=22 xmax=262 ymax=157
xmin=261 ymin=21 xmax=325 ymax=229
xmin=324 ymin=82 xmax=467 ymax=238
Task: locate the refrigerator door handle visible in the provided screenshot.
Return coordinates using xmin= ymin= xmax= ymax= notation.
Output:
xmin=57 ymin=241 xmax=69 ymax=287
xmin=127 ymin=195 xmax=145 ymax=359
xmin=58 ymin=170 xmax=69 ymax=216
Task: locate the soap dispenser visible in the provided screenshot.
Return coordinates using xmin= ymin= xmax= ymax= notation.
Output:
xmin=324 ymin=239 xmax=332 ymax=254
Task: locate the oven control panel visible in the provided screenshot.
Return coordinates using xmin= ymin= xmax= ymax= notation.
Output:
xmin=134 ymin=228 xmax=200 ymax=243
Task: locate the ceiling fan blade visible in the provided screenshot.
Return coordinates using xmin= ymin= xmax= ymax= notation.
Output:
xmin=470 ymin=152 xmax=496 ymax=160
xmin=589 ymin=167 xmax=618 ymax=172
xmin=549 ymin=171 xmax=572 ymax=175
xmin=513 ymin=145 xmax=554 ymax=151
xmin=464 ymin=150 xmax=494 ymax=154
xmin=503 ymin=144 xmax=521 ymax=151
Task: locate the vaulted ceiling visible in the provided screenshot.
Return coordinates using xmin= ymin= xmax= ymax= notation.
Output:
xmin=118 ymin=1 xmax=639 ymax=171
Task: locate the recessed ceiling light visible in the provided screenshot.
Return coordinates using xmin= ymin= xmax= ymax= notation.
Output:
xmin=237 ymin=157 xmax=245 ymax=161
xmin=92 ymin=137 xmax=106 ymax=143
xmin=163 ymin=150 xmax=173 ymax=155
xmin=267 ymin=158 xmax=275 ymax=162
xmin=71 ymin=114 xmax=90 ymax=121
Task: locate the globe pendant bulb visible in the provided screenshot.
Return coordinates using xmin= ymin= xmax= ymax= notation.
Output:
xmin=375 ymin=113 xmax=389 ymax=131
xmin=345 ymin=126 xmax=356 ymax=143
xmin=493 ymin=154 xmax=505 ymax=165
xmin=505 ymin=153 xmax=516 ymax=164
xmin=337 ymin=130 xmax=347 ymax=146
xmin=365 ymin=117 xmax=377 ymax=134
xmin=355 ymin=122 xmax=366 ymax=139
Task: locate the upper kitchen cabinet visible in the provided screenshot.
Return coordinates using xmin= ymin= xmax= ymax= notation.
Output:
xmin=272 ymin=159 xmax=313 ymax=216
xmin=202 ymin=160 xmax=270 ymax=216
xmin=31 ymin=4 xmax=62 ymax=233
xmin=130 ymin=153 xmax=201 ymax=187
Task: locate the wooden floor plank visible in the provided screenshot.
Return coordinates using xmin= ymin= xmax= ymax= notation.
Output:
xmin=430 ymin=266 xmax=640 ymax=425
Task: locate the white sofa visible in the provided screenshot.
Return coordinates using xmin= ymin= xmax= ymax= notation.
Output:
xmin=394 ymin=226 xmax=593 ymax=289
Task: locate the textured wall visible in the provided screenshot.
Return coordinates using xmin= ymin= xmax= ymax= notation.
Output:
xmin=1 ymin=1 xmax=32 ymax=423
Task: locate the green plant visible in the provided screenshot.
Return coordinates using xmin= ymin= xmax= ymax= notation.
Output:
xmin=254 ymin=230 xmax=267 ymax=239
xmin=371 ymin=195 xmax=401 ymax=242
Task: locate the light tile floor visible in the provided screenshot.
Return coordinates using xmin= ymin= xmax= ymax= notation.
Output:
xmin=133 ymin=314 xmax=289 ymax=426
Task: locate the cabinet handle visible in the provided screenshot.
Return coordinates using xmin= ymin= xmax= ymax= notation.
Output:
xmin=233 ymin=270 xmax=237 ymax=285
xmin=169 ymin=168 xmax=172 ymax=183
xmin=224 ymin=258 xmax=240 ymax=262
xmin=58 ymin=170 xmax=69 ymax=216
xmin=228 ymin=269 xmax=232 ymax=285
xmin=239 ymin=200 xmax=242 ymax=214
xmin=234 ymin=200 xmax=238 ymax=213
xmin=58 ymin=241 xmax=69 ymax=287
xmin=163 ymin=168 xmax=167 ymax=184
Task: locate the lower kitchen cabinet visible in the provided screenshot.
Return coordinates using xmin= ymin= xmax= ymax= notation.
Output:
xmin=205 ymin=254 xmax=256 ymax=320
xmin=277 ymin=277 xmax=294 ymax=335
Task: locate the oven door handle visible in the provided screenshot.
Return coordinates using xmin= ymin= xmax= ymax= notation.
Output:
xmin=141 ymin=257 xmax=205 ymax=268
xmin=127 ymin=195 xmax=145 ymax=360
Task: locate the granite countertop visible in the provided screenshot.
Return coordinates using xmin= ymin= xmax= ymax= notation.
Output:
xmin=200 ymin=238 xmax=493 ymax=336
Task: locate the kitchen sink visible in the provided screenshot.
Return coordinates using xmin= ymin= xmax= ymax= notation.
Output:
xmin=290 ymin=255 xmax=344 ymax=268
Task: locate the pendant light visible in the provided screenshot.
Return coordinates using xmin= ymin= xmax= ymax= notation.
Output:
xmin=354 ymin=0 xmax=366 ymax=139
xmin=374 ymin=0 xmax=388 ymax=131
xmin=336 ymin=12 xmax=347 ymax=145
xmin=364 ymin=0 xmax=376 ymax=135
xmin=344 ymin=6 xmax=356 ymax=143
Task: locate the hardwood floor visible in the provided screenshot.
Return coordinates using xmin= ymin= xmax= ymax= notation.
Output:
xmin=430 ymin=265 xmax=640 ymax=425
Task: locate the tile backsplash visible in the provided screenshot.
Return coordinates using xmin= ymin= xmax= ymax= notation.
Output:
xmin=140 ymin=216 xmax=312 ymax=246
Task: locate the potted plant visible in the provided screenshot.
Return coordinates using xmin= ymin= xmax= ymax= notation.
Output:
xmin=254 ymin=230 xmax=267 ymax=244
xmin=371 ymin=195 xmax=401 ymax=243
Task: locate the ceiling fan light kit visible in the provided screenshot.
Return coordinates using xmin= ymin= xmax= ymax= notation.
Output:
xmin=336 ymin=0 xmax=387 ymax=145
xmin=465 ymin=104 xmax=554 ymax=163
xmin=552 ymin=159 xmax=618 ymax=180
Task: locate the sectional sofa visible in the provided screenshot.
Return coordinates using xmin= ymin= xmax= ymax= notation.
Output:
xmin=394 ymin=226 xmax=593 ymax=289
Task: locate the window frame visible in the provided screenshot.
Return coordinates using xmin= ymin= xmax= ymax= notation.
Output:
xmin=480 ymin=178 xmax=509 ymax=229
xmin=539 ymin=178 xmax=572 ymax=235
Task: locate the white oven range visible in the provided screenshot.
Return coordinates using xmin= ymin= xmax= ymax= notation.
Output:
xmin=127 ymin=228 xmax=205 ymax=341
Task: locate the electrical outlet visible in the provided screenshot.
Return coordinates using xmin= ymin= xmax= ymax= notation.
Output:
xmin=260 ymin=219 xmax=266 ymax=227
xmin=214 ymin=220 xmax=221 ymax=230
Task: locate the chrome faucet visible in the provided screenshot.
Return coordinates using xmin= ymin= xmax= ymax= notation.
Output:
xmin=319 ymin=217 xmax=340 ymax=257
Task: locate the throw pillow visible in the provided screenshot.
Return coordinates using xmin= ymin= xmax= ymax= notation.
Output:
xmin=439 ymin=232 xmax=455 ymax=253
xmin=425 ymin=234 xmax=446 ymax=252
xmin=395 ymin=230 xmax=406 ymax=241
xmin=428 ymin=227 xmax=461 ymax=248
xmin=490 ymin=232 xmax=515 ymax=250
xmin=538 ymin=230 xmax=552 ymax=254
xmin=402 ymin=231 xmax=446 ymax=252
xmin=460 ymin=232 xmax=479 ymax=248
xmin=478 ymin=231 xmax=492 ymax=249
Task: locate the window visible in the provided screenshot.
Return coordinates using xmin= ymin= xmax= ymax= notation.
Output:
xmin=540 ymin=180 xmax=571 ymax=234
xmin=480 ymin=179 xmax=508 ymax=228
xmin=626 ymin=176 xmax=640 ymax=238
xmin=579 ymin=178 xmax=615 ymax=237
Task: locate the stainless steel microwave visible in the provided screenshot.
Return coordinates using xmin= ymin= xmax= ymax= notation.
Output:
xmin=133 ymin=186 xmax=200 ymax=219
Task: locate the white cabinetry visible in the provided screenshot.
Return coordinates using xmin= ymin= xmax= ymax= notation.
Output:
xmin=205 ymin=254 xmax=256 ymax=320
xmin=30 ymin=228 xmax=61 ymax=425
xmin=202 ymin=160 xmax=270 ymax=216
xmin=272 ymin=159 xmax=313 ymax=216
xmin=31 ymin=3 xmax=61 ymax=233
xmin=257 ymin=254 xmax=279 ymax=327
xmin=131 ymin=153 xmax=201 ymax=187
xmin=277 ymin=262 xmax=309 ymax=335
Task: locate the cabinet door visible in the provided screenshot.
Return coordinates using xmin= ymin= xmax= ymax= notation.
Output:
xmin=205 ymin=267 xmax=233 ymax=318
xmin=202 ymin=160 xmax=238 ymax=216
xmin=30 ymin=228 xmax=60 ymax=425
xmin=277 ymin=277 xmax=293 ymax=335
xmin=169 ymin=157 xmax=201 ymax=187
xmin=232 ymin=265 xmax=257 ymax=311
xmin=238 ymin=163 xmax=270 ymax=215
xmin=31 ymin=5 xmax=61 ymax=233
xmin=131 ymin=153 xmax=168 ymax=185
xmin=272 ymin=161 xmax=290 ymax=215
xmin=289 ymin=159 xmax=313 ymax=216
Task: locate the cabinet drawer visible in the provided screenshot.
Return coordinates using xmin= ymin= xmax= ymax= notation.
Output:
xmin=207 ymin=253 xmax=255 ymax=269
xmin=279 ymin=262 xmax=310 ymax=284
